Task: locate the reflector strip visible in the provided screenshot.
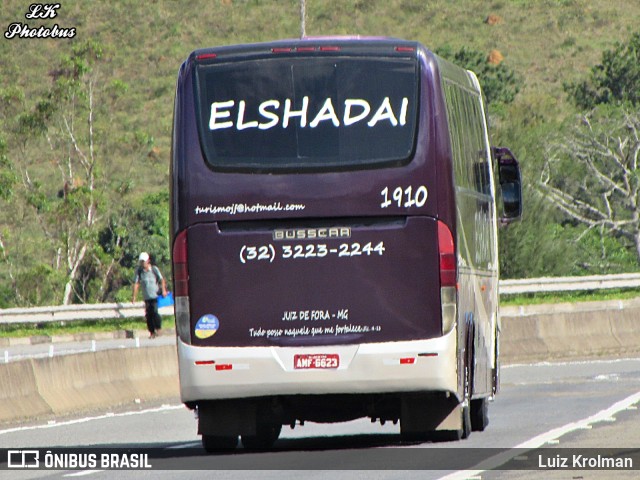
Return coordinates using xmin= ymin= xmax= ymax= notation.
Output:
xmin=200 ymin=363 xmax=250 ymax=371
xmin=272 ymin=47 xmax=293 ymax=53
xmin=319 ymin=46 xmax=340 ymax=51
xmin=395 ymin=46 xmax=416 ymax=52
xmin=383 ymin=358 xmax=417 ymax=366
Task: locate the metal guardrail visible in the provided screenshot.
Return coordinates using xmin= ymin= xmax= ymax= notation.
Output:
xmin=1 ymin=273 xmax=640 ymax=324
xmin=0 ymin=302 xmax=174 ymax=324
xmin=499 ymin=273 xmax=640 ymax=295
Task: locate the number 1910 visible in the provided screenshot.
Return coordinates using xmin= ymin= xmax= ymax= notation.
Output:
xmin=380 ymin=185 xmax=428 ymax=209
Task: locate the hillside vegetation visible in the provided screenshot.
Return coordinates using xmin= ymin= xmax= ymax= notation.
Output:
xmin=1 ymin=0 xmax=639 ymax=306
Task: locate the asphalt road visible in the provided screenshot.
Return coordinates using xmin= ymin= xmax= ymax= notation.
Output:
xmin=1 ymin=357 xmax=640 ymax=479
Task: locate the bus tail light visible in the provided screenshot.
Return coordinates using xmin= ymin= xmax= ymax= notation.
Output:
xmin=395 ymin=46 xmax=416 ymax=53
xmin=173 ymin=230 xmax=192 ymax=344
xmin=196 ymin=53 xmax=217 ymax=61
xmin=438 ymin=221 xmax=457 ymax=334
xmin=438 ymin=221 xmax=456 ymax=287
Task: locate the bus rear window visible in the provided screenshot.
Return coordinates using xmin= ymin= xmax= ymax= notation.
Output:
xmin=194 ymin=56 xmax=418 ymax=171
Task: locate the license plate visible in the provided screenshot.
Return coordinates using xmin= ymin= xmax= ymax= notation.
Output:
xmin=294 ymin=354 xmax=339 ymax=370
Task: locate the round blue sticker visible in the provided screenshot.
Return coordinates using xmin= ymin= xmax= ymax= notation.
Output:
xmin=195 ymin=314 xmax=220 ymax=339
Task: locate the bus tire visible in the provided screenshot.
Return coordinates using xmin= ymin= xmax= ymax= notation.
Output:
xmin=470 ymin=397 xmax=489 ymax=431
xmin=241 ymin=422 xmax=282 ymax=450
xmin=202 ymin=434 xmax=238 ymax=453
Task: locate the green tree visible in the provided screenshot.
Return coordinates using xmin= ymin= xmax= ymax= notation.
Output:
xmin=565 ymin=31 xmax=640 ymax=109
xmin=0 ymin=137 xmax=16 ymax=202
xmin=539 ymin=108 xmax=640 ymax=265
xmin=7 ymin=40 xmax=129 ymax=305
xmin=104 ymin=191 xmax=171 ymax=303
xmin=436 ymin=46 xmax=522 ymax=107
xmin=0 ymin=137 xmax=18 ymax=306
xmin=123 ymin=191 xmax=171 ymax=269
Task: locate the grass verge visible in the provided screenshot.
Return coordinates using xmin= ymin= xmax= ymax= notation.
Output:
xmin=0 ymin=318 xmax=148 ymax=338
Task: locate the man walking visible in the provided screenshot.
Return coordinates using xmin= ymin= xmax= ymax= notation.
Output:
xmin=132 ymin=252 xmax=167 ymax=338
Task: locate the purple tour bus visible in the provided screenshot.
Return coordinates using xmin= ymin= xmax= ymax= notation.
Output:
xmin=170 ymin=37 xmax=522 ymax=451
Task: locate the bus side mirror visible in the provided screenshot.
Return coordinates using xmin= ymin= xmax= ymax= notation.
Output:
xmin=493 ymin=147 xmax=522 ymax=224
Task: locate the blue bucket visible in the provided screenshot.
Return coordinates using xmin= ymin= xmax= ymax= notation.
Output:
xmin=157 ymin=291 xmax=174 ymax=307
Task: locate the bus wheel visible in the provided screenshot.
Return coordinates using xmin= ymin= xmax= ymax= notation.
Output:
xmin=202 ymin=435 xmax=238 ymax=453
xmin=241 ymin=421 xmax=282 ymax=450
xmin=470 ymin=397 xmax=489 ymax=431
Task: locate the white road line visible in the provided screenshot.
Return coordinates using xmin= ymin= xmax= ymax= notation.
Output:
xmin=166 ymin=441 xmax=202 ymax=449
xmin=64 ymin=470 xmax=105 ymax=477
xmin=436 ymin=389 xmax=640 ymax=480
xmin=0 ymin=404 xmax=184 ymax=436
xmin=503 ymin=357 xmax=640 ymax=368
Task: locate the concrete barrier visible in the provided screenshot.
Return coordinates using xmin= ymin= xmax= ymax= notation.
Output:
xmin=0 ymin=345 xmax=178 ymax=425
xmin=500 ymin=297 xmax=640 ymax=363
xmin=0 ymin=360 xmax=52 ymax=423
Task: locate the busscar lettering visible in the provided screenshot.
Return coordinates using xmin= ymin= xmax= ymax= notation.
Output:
xmin=273 ymin=227 xmax=351 ymax=241
xmin=209 ymin=97 xmax=409 ymax=131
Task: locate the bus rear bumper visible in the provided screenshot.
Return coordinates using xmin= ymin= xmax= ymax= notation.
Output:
xmin=178 ymin=328 xmax=458 ymax=403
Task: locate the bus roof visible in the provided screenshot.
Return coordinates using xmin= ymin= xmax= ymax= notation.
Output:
xmin=190 ymin=37 xmax=425 ymax=63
